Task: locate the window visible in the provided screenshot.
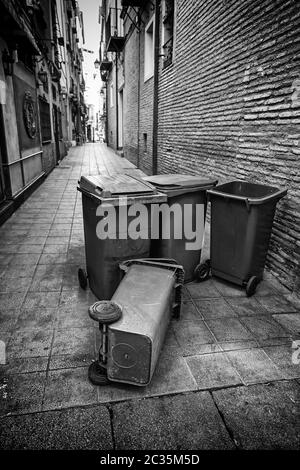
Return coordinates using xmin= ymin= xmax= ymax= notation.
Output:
xmin=110 ymin=83 xmax=114 ymax=107
xmin=39 ymin=98 xmax=52 ymax=142
xmin=144 ymin=16 xmax=155 ymax=82
xmin=162 ymin=0 xmax=175 ymax=69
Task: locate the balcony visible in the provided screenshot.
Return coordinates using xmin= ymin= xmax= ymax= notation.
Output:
xmin=121 ymin=1 xmax=147 ymax=6
xmin=106 ymin=8 xmax=125 ymax=53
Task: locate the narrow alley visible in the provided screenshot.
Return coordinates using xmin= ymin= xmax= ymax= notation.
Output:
xmin=0 ymin=143 xmax=299 ymax=450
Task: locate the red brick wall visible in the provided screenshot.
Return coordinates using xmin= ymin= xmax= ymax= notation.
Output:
xmin=157 ymin=0 xmax=300 ymax=295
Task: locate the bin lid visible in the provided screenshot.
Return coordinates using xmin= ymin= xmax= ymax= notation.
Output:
xmin=79 ymin=174 xmax=158 ymax=198
xmin=144 ymin=174 xmax=217 ymax=193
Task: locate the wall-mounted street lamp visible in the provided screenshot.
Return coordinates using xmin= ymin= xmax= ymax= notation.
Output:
xmin=38 ymin=70 xmax=48 ymax=84
xmin=2 ymin=49 xmax=14 ymax=76
xmin=94 ymin=59 xmax=100 ymax=69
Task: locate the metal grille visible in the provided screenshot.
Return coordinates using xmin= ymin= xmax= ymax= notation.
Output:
xmin=38 ymin=97 xmax=52 ymax=142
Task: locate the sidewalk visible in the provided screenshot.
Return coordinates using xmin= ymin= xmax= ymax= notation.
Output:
xmin=0 ymin=143 xmax=299 ymax=450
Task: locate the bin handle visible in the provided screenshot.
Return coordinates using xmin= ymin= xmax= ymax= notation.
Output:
xmin=207 ymin=188 xmax=287 ymax=207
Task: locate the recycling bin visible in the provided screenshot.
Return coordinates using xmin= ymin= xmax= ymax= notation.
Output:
xmin=88 ymin=259 xmax=184 ymax=387
xmin=200 ymin=181 xmax=287 ymax=296
xmin=77 ymin=174 xmax=167 ymax=300
xmin=143 ymin=174 xmax=218 ymax=282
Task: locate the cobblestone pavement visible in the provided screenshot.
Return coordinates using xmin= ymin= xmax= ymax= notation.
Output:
xmin=0 ymin=143 xmax=299 ymax=450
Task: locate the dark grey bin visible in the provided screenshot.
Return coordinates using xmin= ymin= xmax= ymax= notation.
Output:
xmin=198 ymin=181 xmax=287 ymax=296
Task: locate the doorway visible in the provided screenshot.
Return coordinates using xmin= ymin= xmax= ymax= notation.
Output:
xmin=53 ymin=104 xmax=61 ymax=164
xmin=118 ymin=89 xmax=123 ymax=150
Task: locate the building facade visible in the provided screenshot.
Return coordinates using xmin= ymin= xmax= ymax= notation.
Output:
xmin=99 ymin=0 xmax=300 ymax=297
xmin=0 ymin=0 xmax=86 ymax=223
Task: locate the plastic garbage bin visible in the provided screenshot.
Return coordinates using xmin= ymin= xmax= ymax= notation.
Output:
xmin=197 ymin=181 xmax=287 ymax=296
xmin=87 ymin=258 xmax=184 ymax=386
xmin=143 ymin=174 xmax=218 ymax=282
xmin=77 ymin=174 xmax=167 ymax=300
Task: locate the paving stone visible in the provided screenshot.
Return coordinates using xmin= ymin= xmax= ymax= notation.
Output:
xmin=3 ymin=264 xmax=37 ymax=279
xmin=42 ymin=244 xmax=69 ymax=254
xmin=0 ymin=253 xmax=13 ymax=265
xmin=0 ymin=277 xmax=33 ymax=293
xmin=239 ymin=316 xmax=290 ymax=344
xmin=206 ymin=318 xmax=254 ymax=342
xmin=22 ymin=291 xmax=61 ymax=309
xmin=30 ymin=264 xmax=65 ymax=292
xmin=11 ymin=253 xmax=40 ymax=265
xmin=225 ymin=349 xmax=283 ymax=385
xmin=43 ymin=367 xmax=98 ymax=411
xmin=39 ymin=253 xmax=68 ymax=264
xmin=0 ymin=293 xmax=25 ymax=313
xmin=52 ymin=327 xmax=95 ymax=356
xmin=226 ymin=296 xmax=268 ymax=316
xmin=179 ymin=301 xmax=202 ymax=320
xmin=186 ymin=280 xmax=221 ymax=299
xmin=17 ymin=244 xmax=44 ymax=254
xmin=49 ymin=353 xmax=95 ymax=371
xmin=172 ymin=319 xmax=216 ymax=355
xmin=0 ymin=372 xmax=46 ymax=416
xmin=0 ymin=405 xmax=113 ymax=450
xmin=194 ymin=298 xmax=237 ymax=319
xmin=45 ymin=236 xmax=70 ymax=245
xmin=212 ymin=381 xmax=300 ymax=449
xmin=0 ymin=357 xmax=49 ymax=375
xmin=142 ymin=349 xmax=198 ymax=397
xmin=0 ymin=309 xmax=19 ymax=331
xmin=264 ymin=344 xmax=300 ymax=379
xmin=256 ymin=296 xmax=298 ymax=314
xmin=112 ymin=392 xmax=235 ymax=450
xmin=212 ymin=278 xmax=245 ymax=297
xmin=186 ymin=352 xmax=242 ymax=389
xmin=16 ymin=308 xmax=57 ymax=330
xmin=252 ymin=280 xmax=278 ymax=296
xmin=219 ymin=340 xmax=259 ymax=352
xmin=8 ymin=329 xmax=54 ymax=358
xmin=272 ymin=313 xmax=300 ymax=336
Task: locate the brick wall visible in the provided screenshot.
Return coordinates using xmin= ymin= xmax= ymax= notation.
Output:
xmin=123 ymin=27 xmax=140 ymax=166
xmin=157 ymin=0 xmax=300 ymax=295
xmin=106 ymin=68 xmax=118 ymax=150
xmin=122 ymin=6 xmax=155 ymax=174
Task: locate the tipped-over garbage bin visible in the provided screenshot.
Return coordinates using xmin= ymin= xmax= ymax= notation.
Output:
xmin=143 ymin=174 xmax=218 ymax=282
xmin=196 ymin=181 xmax=287 ymax=296
xmin=88 ymin=258 xmax=184 ymax=387
xmin=77 ymin=174 xmax=166 ymax=300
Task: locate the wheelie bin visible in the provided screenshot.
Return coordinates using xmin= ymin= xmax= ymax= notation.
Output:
xmin=77 ymin=174 xmax=166 ymax=300
xmin=87 ymin=258 xmax=184 ymax=386
xmin=196 ymin=181 xmax=287 ymax=296
xmin=143 ymin=174 xmax=218 ymax=282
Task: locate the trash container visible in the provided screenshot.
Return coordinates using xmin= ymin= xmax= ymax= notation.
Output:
xmin=197 ymin=181 xmax=287 ymax=296
xmin=77 ymin=174 xmax=167 ymax=300
xmin=87 ymin=258 xmax=184 ymax=387
xmin=143 ymin=174 xmax=218 ymax=282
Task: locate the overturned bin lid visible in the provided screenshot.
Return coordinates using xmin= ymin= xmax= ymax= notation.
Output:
xmin=144 ymin=174 xmax=218 ymax=196
xmin=78 ymin=174 xmax=167 ymax=205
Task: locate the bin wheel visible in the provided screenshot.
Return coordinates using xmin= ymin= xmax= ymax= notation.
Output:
xmin=78 ymin=268 xmax=88 ymax=290
xmin=88 ymin=361 xmax=109 ymax=386
xmin=246 ymin=276 xmax=259 ymax=297
xmin=194 ymin=261 xmax=211 ymax=282
xmin=88 ymin=300 xmax=123 ymax=324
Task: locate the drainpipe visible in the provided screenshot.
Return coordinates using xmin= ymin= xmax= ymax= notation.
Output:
xmin=115 ymin=0 xmax=119 ymax=150
xmin=137 ymin=19 xmax=141 ymax=168
xmin=152 ymin=0 xmax=160 ymax=175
